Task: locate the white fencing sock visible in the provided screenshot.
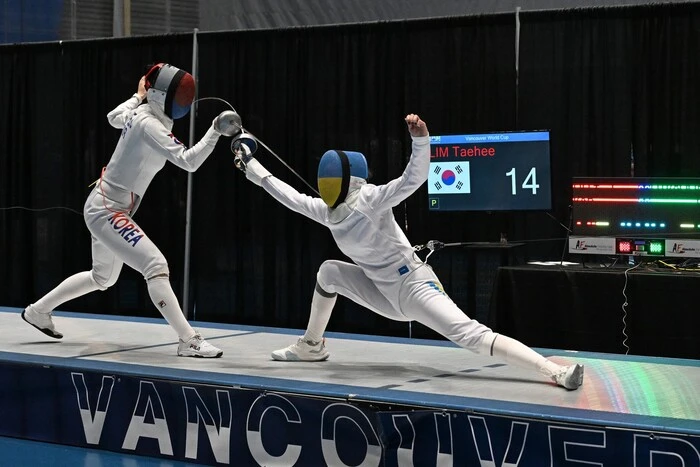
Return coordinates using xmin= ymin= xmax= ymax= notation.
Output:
xmin=479 ymin=331 xmax=560 ymax=378
xmin=30 ymin=271 xmax=101 ymax=314
xmin=303 ymin=283 xmax=337 ymax=344
xmin=146 ymin=276 xmax=195 ymax=340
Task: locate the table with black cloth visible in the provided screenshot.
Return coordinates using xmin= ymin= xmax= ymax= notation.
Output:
xmin=490 ymin=264 xmax=700 ymax=360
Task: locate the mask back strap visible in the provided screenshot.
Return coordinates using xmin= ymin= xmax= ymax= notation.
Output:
xmin=333 ymin=150 xmax=351 ymax=209
xmin=164 ymin=69 xmax=185 ymax=118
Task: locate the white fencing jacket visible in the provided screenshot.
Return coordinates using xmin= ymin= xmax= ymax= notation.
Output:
xmin=104 ymin=94 xmax=220 ymax=197
xmin=259 ymin=135 xmax=431 ymax=293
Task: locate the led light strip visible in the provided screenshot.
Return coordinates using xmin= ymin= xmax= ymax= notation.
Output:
xmin=575 ymin=221 xmax=610 ymax=226
xmin=573 ymin=197 xmax=700 ymax=203
xmin=618 ymin=222 xmax=666 ymax=228
xmin=573 ymin=184 xmax=700 ymax=190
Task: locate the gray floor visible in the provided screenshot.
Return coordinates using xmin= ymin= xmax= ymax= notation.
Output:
xmin=2 ymin=307 xmax=699 ymax=433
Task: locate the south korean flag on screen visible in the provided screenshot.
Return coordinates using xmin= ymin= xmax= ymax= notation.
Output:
xmin=428 ymin=161 xmax=471 ymax=194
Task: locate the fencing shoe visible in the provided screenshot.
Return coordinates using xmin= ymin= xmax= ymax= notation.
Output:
xmin=552 ymin=363 xmax=584 ymax=390
xmin=177 ymin=333 xmax=223 ymax=358
xmin=271 ymin=337 xmax=329 ymax=361
xmin=22 ymin=306 xmax=63 ymax=339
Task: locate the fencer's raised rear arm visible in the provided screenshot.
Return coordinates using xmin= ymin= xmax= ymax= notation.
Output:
xmin=145 ymin=124 xmax=221 ymax=172
xmin=260 ymin=175 xmax=328 ymax=225
xmin=367 ymin=135 xmax=431 ymax=209
xmin=106 ymin=94 xmax=142 ymax=129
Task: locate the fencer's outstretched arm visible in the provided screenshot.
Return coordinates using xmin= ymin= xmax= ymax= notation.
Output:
xmin=243 ymin=159 xmax=327 ymax=224
xmin=144 ymin=122 xmax=221 ymax=173
xmin=366 ymin=114 xmax=430 ymax=210
xmin=107 ymin=76 xmax=147 ymax=129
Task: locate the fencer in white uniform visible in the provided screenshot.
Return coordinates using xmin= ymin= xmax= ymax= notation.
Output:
xmin=234 ymin=114 xmax=584 ymax=389
xmin=22 ymin=63 xmax=241 ymax=358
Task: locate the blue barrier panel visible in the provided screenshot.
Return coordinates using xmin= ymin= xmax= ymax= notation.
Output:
xmin=378 ymin=411 xmax=700 ymax=466
xmin=1 ymin=361 xmax=699 ymax=466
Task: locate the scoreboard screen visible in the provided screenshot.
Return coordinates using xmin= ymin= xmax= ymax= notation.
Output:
xmin=428 ymin=131 xmax=552 ymax=211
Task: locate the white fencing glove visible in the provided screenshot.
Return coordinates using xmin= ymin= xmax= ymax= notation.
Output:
xmin=230 ymin=131 xmax=270 ymax=185
xmin=234 ymin=153 xmax=271 ymax=186
xmin=243 ymin=158 xmax=272 ymax=186
xmin=232 ymin=134 xmax=270 ymax=185
xmin=213 ymin=110 xmax=242 ymax=137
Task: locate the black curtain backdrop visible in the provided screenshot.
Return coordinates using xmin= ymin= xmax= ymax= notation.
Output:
xmin=518 ymin=4 xmax=700 ymax=245
xmin=2 ymin=4 xmax=700 ymax=340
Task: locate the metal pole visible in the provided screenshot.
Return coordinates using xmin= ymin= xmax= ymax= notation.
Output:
xmin=70 ymin=0 xmax=77 ymax=39
xmin=182 ymin=28 xmax=198 ymax=319
xmin=113 ymin=0 xmax=124 ymax=37
xmin=165 ymin=0 xmax=172 ymax=33
xmin=19 ymin=0 xmax=23 ymax=42
xmin=124 ymin=0 xmax=131 ymax=36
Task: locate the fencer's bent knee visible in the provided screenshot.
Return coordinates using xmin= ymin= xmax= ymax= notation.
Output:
xmin=91 ymin=269 xmax=116 ymax=290
xmin=316 ymin=260 xmax=343 ymax=294
xmin=145 ymin=269 xmax=169 ymax=281
xmin=315 ymin=281 xmax=337 ymax=298
xmin=147 ymin=273 xmax=169 ymax=281
xmin=143 ymin=257 xmax=170 ymax=281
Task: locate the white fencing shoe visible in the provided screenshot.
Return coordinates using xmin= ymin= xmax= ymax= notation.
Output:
xmin=552 ymin=363 xmax=584 ymax=390
xmin=177 ymin=333 xmax=223 ymax=358
xmin=271 ymin=337 xmax=329 ymax=361
xmin=22 ymin=306 xmax=63 ymax=339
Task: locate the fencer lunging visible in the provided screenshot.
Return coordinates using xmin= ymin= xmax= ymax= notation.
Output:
xmin=22 ymin=63 xmax=241 ymax=358
xmin=234 ymin=113 xmax=584 ymax=389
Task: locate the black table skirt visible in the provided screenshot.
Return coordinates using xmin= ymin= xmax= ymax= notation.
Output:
xmin=491 ymin=265 xmax=700 ymax=360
